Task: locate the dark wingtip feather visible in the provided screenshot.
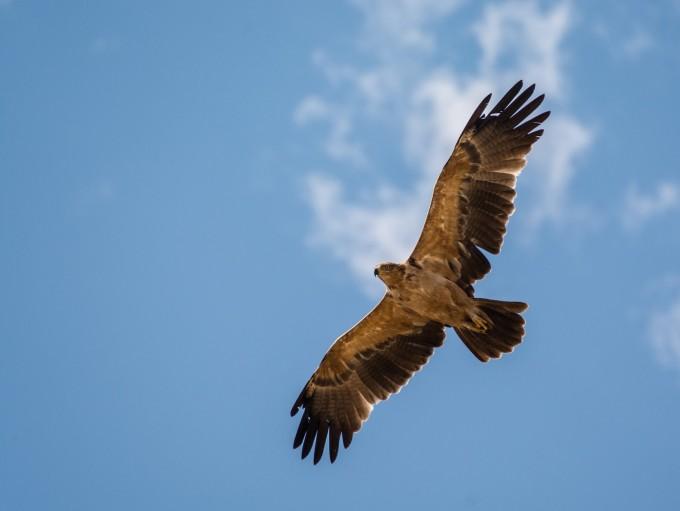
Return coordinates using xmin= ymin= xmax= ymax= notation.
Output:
xmin=501 ymin=84 xmax=536 ymax=119
xmin=511 ymin=79 xmax=524 ymax=92
xmin=511 ymin=94 xmax=545 ymax=126
xmin=524 ymin=83 xmax=536 ymax=98
xmin=462 ymin=93 xmax=493 ymax=132
xmin=301 ymin=420 xmax=317 ymax=460
xmin=290 ymin=386 xmax=307 ymax=416
xmin=329 ymin=427 xmax=340 ymax=463
xmin=489 ymin=80 xmax=523 ymax=115
xmin=313 ymin=421 xmax=329 ymax=465
xmin=342 ymin=430 xmax=353 ymax=449
xmin=293 ymin=411 xmax=309 ymax=449
xmin=516 ymin=110 xmax=551 ymax=134
xmin=527 ymin=110 xmax=551 ymax=124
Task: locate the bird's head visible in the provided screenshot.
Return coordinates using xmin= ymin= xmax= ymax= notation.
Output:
xmin=374 ymin=262 xmax=405 ymax=288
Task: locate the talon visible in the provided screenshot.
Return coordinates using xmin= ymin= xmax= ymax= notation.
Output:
xmin=473 ymin=316 xmax=489 ymax=332
xmin=468 ymin=312 xmax=490 ymax=332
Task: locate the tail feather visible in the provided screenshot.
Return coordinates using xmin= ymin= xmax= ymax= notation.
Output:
xmin=455 ymin=298 xmax=528 ymax=362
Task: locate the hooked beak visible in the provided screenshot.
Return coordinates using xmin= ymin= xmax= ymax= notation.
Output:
xmin=374 ymin=268 xmax=379 ymax=277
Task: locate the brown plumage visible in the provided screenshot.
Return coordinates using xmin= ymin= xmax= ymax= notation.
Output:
xmin=291 ymin=81 xmax=549 ymax=464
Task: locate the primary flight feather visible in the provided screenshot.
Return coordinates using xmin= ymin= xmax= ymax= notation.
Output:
xmin=291 ymin=81 xmax=550 ymax=464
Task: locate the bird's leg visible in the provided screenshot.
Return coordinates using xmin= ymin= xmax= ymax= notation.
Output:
xmin=462 ymin=309 xmax=491 ymax=332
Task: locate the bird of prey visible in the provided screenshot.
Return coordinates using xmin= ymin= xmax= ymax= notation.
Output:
xmin=291 ymin=81 xmax=549 ymax=464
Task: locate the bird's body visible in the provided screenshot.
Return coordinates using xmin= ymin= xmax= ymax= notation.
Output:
xmin=377 ymin=260 xmax=486 ymax=330
xmin=291 ymin=81 xmax=550 ymax=464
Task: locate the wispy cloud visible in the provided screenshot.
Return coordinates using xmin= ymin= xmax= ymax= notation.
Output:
xmin=621 ymin=30 xmax=655 ymax=60
xmin=306 ymin=174 xmax=426 ymax=293
xmin=75 ymin=177 xmax=116 ymax=213
xmin=350 ymin=0 xmax=463 ymax=54
xmin=89 ymin=36 xmax=121 ymax=55
xmin=592 ymin=21 xmax=655 ymax=62
xmin=649 ymin=295 xmax=680 ymax=371
xmin=293 ymin=95 xmax=368 ymax=167
xmin=474 ymin=1 xmax=570 ymax=98
xmin=524 ymin=116 xmax=594 ymax=234
xmin=622 ymin=182 xmax=680 ymax=231
xmin=297 ymin=0 xmax=593 ymax=289
xmin=644 ymin=274 xmax=680 ymax=374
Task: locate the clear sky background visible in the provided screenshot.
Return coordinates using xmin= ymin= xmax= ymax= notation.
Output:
xmin=2 ymin=1 xmax=680 ymax=510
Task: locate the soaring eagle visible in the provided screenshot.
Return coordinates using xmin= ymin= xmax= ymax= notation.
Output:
xmin=291 ymin=81 xmax=549 ymax=464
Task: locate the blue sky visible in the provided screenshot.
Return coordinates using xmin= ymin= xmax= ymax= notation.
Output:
xmin=2 ymin=1 xmax=680 ymax=509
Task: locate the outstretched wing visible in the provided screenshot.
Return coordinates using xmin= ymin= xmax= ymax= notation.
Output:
xmin=290 ymin=296 xmax=445 ymax=464
xmin=411 ymin=81 xmax=550 ymax=295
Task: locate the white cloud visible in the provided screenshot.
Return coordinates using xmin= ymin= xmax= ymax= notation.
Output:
xmin=622 ymin=182 xmax=680 ymax=231
xmin=306 ymin=174 xmax=426 ymax=294
xmin=350 ymin=0 xmax=463 ymax=54
xmin=524 ymin=116 xmax=593 ymax=232
xmin=405 ymin=72 xmax=494 ymax=179
xmin=89 ymin=36 xmax=121 ymax=55
xmin=75 ymin=177 xmax=116 ymax=214
xmin=621 ymin=30 xmax=654 ymax=60
xmin=591 ymin=20 xmax=655 ymax=62
xmin=649 ymin=297 xmax=680 ymax=370
xmin=293 ymin=95 xmax=368 ymax=167
xmin=310 ymin=49 xmax=402 ymax=111
xmin=293 ymin=95 xmax=331 ymax=123
xmin=299 ymin=0 xmax=593 ymax=288
xmin=474 ymin=1 xmax=570 ymax=98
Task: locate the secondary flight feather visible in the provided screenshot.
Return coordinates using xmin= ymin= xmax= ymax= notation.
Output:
xmin=291 ymin=81 xmax=550 ymax=464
